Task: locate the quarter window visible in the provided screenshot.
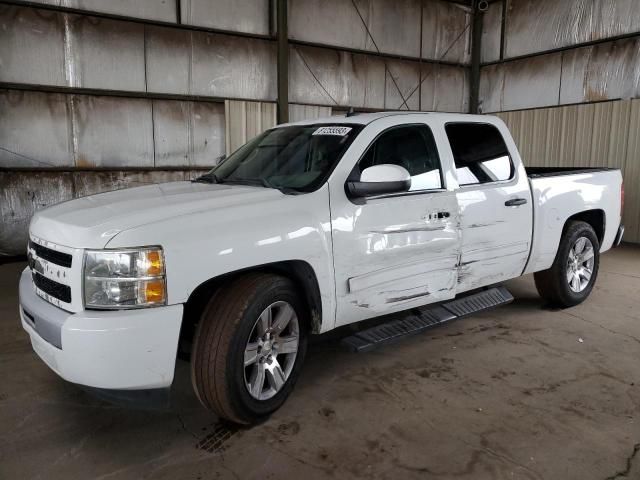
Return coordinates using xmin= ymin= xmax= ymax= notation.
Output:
xmin=445 ymin=123 xmax=514 ymax=186
xmin=358 ymin=125 xmax=443 ymax=191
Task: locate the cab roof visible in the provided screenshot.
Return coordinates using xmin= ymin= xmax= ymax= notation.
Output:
xmin=280 ymin=111 xmax=496 ymax=127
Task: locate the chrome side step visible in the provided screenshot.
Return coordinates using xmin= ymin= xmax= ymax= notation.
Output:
xmin=341 ymin=286 xmax=514 ymax=353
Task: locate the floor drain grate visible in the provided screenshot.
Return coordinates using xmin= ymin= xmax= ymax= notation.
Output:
xmin=196 ymin=423 xmax=237 ymax=453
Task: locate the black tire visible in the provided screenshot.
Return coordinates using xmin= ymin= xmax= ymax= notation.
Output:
xmin=534 ymin=220 xmax=600 ymax=308
xmin=191 ymin=273 xmax=308 ymax=425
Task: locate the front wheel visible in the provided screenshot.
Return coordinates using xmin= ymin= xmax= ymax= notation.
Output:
xmin=191 ymin=273 xmax=308 ymax=425
xmin=534 ymin=220 xmax=600 ymax=308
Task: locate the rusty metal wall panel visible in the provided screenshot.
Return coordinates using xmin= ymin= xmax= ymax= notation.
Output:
xmin=385 ymin=60 xmax=420 ymax=111
xmin=288 ymin=104 xmax=332 ymax=123
xmin=504 ymin=0 xmax=640 ymax=59
xmin=428 ymin=63 xmax=470 ymax=112
xmin=504 ymin=0 xmax=590 ymax=58
xmin=66 ymin=14 xmax=146 ymax=91
xmin=0 ymin=171 xmax=74 ymax=256
xmin=189 ymin=102 xmax=226 ymax=166
xmin=366 ymin=0 xmax=421 ymax=59
xmin=72 ymin=170 xmax=189 ymax=198
xmin=481 ymin=0 xmax=502 ymax=63
xmin=191 ymin=32 xmax=277 ymax=101
xmin=180 ymin=0 xmax=270 ymax=35
xmin=0 ymin=169 xmax=196 ymax=256
xmin=289 ymin=0 xmax=469 ymax=64
xmin=560 ymin=38 xmax=640 ymax=104
xmin=0 ymin=6 xmax=145 ymax=91
xmin=290 ymin=44 xmax=469 ymax=112
xmin=480 ymin=37 xmax=640 ymax=113
xmin=288 ymin=0 xmax=371 ymax=55
xmin=497 ymin=99 xmax=640 ymax=243
xmin=145 ymin=26 xmax=192 ymax=95
xmin=289 ymin=45 xmax=386 ymax=109
xmin=0 ymin=90 xmax=72 ymax=168
xmin=72 ymin=95 xmax=154 ymax=167
xmin=62 ymin=0 xmax=176 ymax=22
xmin=421 ymin=0 xmax=471 ymax=64
xmin=0 ymin=6 xmax=67 ymax=86
xmin=153 ymin=100 xmax=225 ymax=167
xmin=479 ymin=53 xmax=561 ymax=112
xmin=146 ymin=27 xmax=277 ymax=100
xmin=289 ymin=0 xmax=421 ymax=59
xmin=224 ymin=100 xmax=276 ymax=155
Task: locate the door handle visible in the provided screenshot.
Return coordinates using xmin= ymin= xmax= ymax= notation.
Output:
xmin=437 ymin=211 xmax=450 ymax=219
xmin=505 ymin=198 xmax=527 ymax=207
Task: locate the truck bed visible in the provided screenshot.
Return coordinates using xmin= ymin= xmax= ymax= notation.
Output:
xmin=525 ymin=167 xmax=618 ymax=178
xmin=524 ymin=167 xmax=623 ymax=276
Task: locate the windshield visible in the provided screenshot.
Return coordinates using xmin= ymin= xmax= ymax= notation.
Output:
xmin=199 ymin=124 xmax=362 ymax=193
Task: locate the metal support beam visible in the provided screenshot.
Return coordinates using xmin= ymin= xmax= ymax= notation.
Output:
xmin=469 ymin=1 xmax=484 ymax=113
xmin=276 ymin=0 xmax=288 ymax=124
xmin=482 ymin=29 xmax=640 ymax=67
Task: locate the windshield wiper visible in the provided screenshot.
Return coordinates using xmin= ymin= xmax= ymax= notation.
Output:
xmin=192 ymin=172 xmax=222 ymax=184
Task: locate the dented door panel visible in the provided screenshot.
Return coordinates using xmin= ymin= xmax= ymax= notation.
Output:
xmin=332 ymin=190 xmax=461 ymax=327
xmin=455 ymin=161 xmax=533 ymax=292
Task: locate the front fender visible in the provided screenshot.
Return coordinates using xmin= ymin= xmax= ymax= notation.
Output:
xmin=106 ymin=187 xmax=336 ymax=332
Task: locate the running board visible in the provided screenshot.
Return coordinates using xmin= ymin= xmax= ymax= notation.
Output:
xmin=341 ymin=286 xmax=514 ymax=353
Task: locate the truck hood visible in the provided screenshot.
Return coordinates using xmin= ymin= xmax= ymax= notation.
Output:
xmin=29 ymin=181 xmax=282 ymax=248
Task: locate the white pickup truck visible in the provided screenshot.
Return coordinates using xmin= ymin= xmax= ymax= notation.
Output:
xmin=19 ymin=112 xmax=624 ymax=424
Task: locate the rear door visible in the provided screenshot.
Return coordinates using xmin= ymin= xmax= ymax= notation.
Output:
xmin=444 ymin=122 xmax=533 ymax=292
xmin=329 ymin=116 xmax=461 ymax=327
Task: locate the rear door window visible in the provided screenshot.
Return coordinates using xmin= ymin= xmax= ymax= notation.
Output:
xmin=445 ymin=123 xmax=514 ymax=186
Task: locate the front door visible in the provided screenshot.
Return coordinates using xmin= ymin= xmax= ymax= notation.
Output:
xmin=329 ymin=118 xmax=461 ymax=327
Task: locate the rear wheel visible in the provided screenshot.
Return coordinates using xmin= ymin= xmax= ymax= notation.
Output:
xmin=534 ymin=220 xmax=600 ymax=308
xmin=191 ymin=273 xmax=308 ymax=424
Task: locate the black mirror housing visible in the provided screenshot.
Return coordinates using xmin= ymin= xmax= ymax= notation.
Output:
xmin=347 ymin=179 xmax=411 ymax=198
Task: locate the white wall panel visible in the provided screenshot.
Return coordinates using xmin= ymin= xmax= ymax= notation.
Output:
xmin=224 ymin=100 xmax=276 ymax=155
xmin=288 ymin=104 xmax=332 ymax=123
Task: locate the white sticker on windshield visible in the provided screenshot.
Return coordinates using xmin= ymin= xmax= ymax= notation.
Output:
xmin=312 ymin=126 xmax=352 ymax=136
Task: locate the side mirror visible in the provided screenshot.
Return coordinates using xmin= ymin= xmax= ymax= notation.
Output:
xmin=213 ymin=153 xmax=227 ymax=166
xmin=347 ymin=164 xmax=411 ymax=198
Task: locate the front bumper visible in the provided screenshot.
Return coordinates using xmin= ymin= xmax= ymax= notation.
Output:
xmin=19 ymin=268 xmax=183 ymax=390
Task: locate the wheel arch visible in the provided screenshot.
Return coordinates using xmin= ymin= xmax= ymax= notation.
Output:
xmin=564 ymin=209 xmax=605 ymax=245
xmin=178 ymin=260 xmax=323 ymax=359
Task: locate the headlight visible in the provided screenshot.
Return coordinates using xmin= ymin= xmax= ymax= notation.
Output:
xmin=83 ymin=247 xmax=166 ymax=309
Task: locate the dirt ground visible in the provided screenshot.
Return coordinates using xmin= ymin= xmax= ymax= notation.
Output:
xmin=1 ymin=246 xmax=639 ymax=480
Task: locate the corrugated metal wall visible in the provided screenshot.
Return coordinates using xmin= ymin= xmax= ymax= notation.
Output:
xmin=225 ymin=100 xmax=277 ymax=155
xmin=0 ymin=0 xmax=473 ymax=256
xmin=497 ymin=99 xmax=639 ymax=243
xmin=480 ymin=0 xmax=640 ymax=245
xmin=479 ymin=0 xmax=640 ymax=112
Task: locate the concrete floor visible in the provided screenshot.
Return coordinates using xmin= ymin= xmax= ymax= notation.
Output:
xmin=1 ymin=247 xmax=639 ymax=480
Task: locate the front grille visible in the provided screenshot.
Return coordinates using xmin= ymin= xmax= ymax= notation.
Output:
xmin=29 ymin=241 xmax=72 ymax=268
xmin=33 ymin=272 xmax=72 ymax=303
